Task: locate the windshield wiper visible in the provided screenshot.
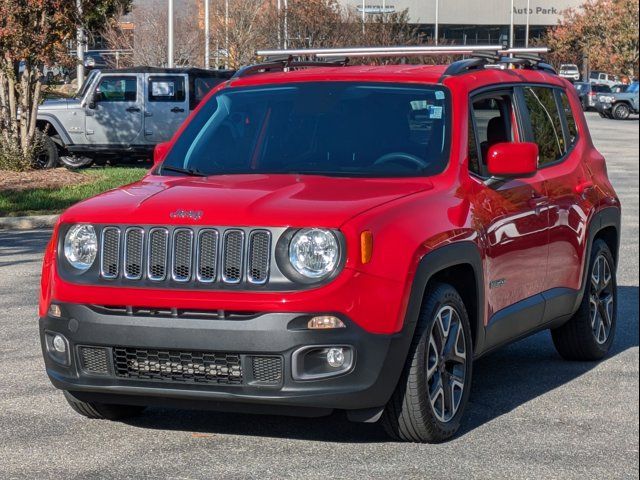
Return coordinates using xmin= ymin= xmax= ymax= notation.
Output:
xmin=161 ymin=165 xmax=207 ymax=177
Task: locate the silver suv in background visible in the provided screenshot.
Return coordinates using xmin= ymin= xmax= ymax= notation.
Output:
xmin=36 ymin=67 xmax=234 ymax=169
xmin=559 ymin=64 xmax=580 ymax=82
xmin=596 ymin=81 xmax=639 ymax=120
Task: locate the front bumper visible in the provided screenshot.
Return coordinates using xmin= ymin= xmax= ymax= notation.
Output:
xmin=40 ymin=303 xmax=411 ymax=416
xmin=596 ymin=102 xmax=613 ymax=114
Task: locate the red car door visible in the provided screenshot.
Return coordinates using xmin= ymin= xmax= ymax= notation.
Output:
xmin=467 ymin=89 xmax=551 ymax=340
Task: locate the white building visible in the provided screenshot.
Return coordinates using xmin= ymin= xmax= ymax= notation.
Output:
xmin=341 ymin=0 xmax=584 ymax=45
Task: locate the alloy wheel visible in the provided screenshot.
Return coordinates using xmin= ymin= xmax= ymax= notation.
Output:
xmin=426 ymin=305 xmax=467 ymax=423
xmin=589 ymin=254 xmax=615 ymax=345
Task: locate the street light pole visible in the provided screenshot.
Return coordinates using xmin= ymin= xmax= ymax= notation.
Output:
xmin=224 ymin=0 xmax=229 ymax=68
xmin=204 ymin=0 xmax=210 ymax=69
xmin=362 ymin=0 xmax=366 ymax=35
xmin=509 ymin=0 xmax=515 ymax=49
xmin=283 ymin=0 xmax=289 ymax=49
xmin=76 ymin=0 xmax=85 ymax=87
xmin=168 ymin=0 xmax=175 ymax=68
xmin=434 ymin=0 xmax=439 ymax=45
xmin=525 ymin=0 xmax=531 ymax=47
xmin=277 ymin=0 xmax=282 ymax=48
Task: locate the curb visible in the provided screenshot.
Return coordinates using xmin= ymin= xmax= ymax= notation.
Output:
xmin=0 ymin=214 xmax=58 ymax=230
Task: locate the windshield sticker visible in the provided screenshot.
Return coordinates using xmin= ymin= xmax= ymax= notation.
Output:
xmin=428 ymin=105 xmax=443 ymax=119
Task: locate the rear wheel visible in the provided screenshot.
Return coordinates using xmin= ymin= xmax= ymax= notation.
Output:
xmin=382 ymin=283 xmax=473 ymax=443
xmin=60 ymin=155 xmax=94 ymax=169
xmin=612 ymin=103 xmax=631 ymax=120
xmin=552 ymin=239 xmax=617 ymax=360
xmin=63 ymin=391 xmax=145 ymax=420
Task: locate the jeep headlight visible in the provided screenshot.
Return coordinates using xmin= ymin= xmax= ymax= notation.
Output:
xmin=289 ymin=228 xmax=340 ymax=279
xmin=64 ymin=224 xmax=97 ymax=271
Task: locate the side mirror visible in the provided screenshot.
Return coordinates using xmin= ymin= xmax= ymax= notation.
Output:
xmin=486 ymin=142 xmax=539 ymax=178
xmin=153 ymin=141 xmax=172 ymax=166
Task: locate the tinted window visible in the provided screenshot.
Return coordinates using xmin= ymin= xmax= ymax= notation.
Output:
xmin=467 ymin=115 xmax=480 ymax=175
xmin=574 ymin=83 xmax=589 ymax=94
xmin=148 ymin=76 xmax=185 ymax=102
xmin=523 ymin=87 xmax=565 ymax=165
xmin=593 ymin=85 xmax=611 ymax=93
xmin=96 ymin=76 xmax=137 ymax=102
xmin=194 ymin=77 xmax=223 ymax=105
xmin=163 ymin=83 xmax=451 ymax=178
xmin=560 ymin=92 xmax=578 ymax=145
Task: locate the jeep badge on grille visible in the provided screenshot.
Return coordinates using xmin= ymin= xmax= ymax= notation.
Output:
xmin=170 ymin=209 xmax=204 ymax=221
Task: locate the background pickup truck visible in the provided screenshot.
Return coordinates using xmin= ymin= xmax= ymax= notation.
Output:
xmin=36 ymin=67 xmax=234 ymax=169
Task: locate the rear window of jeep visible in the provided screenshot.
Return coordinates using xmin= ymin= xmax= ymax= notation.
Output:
xmin=162 ymin=82 xmax=451 ymax=178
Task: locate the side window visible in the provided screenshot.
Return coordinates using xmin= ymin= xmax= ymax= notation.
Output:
xmin=148 ymin=76 xmax=185 ymax=102
xmin=193 ymin=77 xmax=223 ymax=108
xmin=468 ymin=115 xmax=480 ymax=175
xmin=468 ymin=93 xmax=517 ymax=177
xmin=523 ymin=87 xmax=566 ymax=166
xmin=559 ymin=91 xmax=578 ymax=145
xmin=96 ymin=76 xmax=137 ymax=102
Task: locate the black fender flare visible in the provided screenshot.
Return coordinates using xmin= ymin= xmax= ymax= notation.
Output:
xmin=573 ymin=206 xmax=621 ymax=312
xmin=36 ymin=114 xmax=73 ymax=146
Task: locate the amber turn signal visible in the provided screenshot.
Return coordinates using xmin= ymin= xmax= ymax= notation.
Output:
xmin=360 ymin=231 xmax=373 ymax=264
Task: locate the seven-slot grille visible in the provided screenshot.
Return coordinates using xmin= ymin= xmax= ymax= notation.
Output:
xmin=99 ymin=227 xmax=271 ymax=286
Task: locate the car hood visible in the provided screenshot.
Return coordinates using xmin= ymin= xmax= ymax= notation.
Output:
xmin=60 ymin=173 xmax=432 ymax=228
xmin=39 ymin=98 xmax=80 ymax=110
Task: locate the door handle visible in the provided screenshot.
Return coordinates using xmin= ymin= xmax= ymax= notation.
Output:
xmin=126 ymin=106 xmax=141 ymax=113
xmin=528 ymin=195 xmax=549 ymax=214
xmin=170 ymin=107 xmax=185 ymax=113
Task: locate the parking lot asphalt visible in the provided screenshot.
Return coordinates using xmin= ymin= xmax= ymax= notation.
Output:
xmin=0 ymin=112 xmax=638 ymax=480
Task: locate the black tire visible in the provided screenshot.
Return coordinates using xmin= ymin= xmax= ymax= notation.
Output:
xmin=33 ymin=132 xmax=59 ymax=169
xmin=381 ymin=282 xmax=473 ymax=443
xmin=60 ymin=155 xmax=94 ymax=169
xmin=612 ymin=103 xmax=631 ymax=120
xmin=63 ymin=391 xmax=145 ymax=420
xmin=551 ymin=239 xmax=617 ymax=361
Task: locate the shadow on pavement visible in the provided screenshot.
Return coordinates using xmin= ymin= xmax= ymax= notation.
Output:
xmin=125 ymin=285 xmax=638 ymax=443
xmin=0 ymin=229 xmax=52 ymax=267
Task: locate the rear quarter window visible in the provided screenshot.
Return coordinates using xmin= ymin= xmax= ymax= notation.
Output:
xmin=523 ymin=86 xmax=566 ymax=166
xmin=560 ymin=91 xmax=579 ymax=145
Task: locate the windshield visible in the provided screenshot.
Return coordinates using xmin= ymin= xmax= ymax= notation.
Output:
xmin=162 ymin=82 xmax=451 ymax=178
xmin=75 ymin=70 xmax=99 ymax=99
xmin=627 ymin=82 xmax=639 ymax=93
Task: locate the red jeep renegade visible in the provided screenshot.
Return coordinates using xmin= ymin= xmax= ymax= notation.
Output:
xmin=39 ymin=46 xmax=621 ymax=443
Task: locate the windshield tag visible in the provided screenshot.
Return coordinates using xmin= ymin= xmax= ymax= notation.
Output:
xmin=428 ymin=106 xmax=443 ymax=119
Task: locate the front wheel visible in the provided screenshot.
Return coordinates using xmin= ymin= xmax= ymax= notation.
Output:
xmin=63 ymin=391 xmax=145 ymax=420
xmin=382 ymin=283 xmax=473 ymax=443
xmin=612 ymin=103 xmax=631 ymax=120
xmin=33 ymin=132 xmax=59 ymax=169
xmin=551 ymin=239 xmax=617 ymax=360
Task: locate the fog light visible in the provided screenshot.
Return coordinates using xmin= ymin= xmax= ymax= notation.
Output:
xmin=308 ymin=316 xmax=345 ymax=329
xmin=53 ymin=335 xmax=67 ymax=353
xmin=48 ymin=304 xmax=62 ymax=318
xmin=326 ymin=347 xmax=345 ymax=368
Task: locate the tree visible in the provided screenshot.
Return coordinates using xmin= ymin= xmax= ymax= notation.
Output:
xmin=103 ymin=1 xmax=202 ymax=68
xmin=544 ymin=0 xmax=639 ymax=79
xmin=0 ymin=0 xmax=132 ymax=170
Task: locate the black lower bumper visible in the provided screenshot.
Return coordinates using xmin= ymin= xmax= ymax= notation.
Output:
xmin=40 ymin=304 xmax=412 ymax=419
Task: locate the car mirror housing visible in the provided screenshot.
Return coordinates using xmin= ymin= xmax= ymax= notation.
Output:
xmin=486 ymin=142 xmax=539 ymax=178
xmin=153 ymin=141 xmax=172 ymax=166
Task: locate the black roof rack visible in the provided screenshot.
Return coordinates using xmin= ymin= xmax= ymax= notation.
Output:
xmin=233 ymin=55 xmax=349 ymax=78
xmin=238 ymin=46 xmax=553 ymax=81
